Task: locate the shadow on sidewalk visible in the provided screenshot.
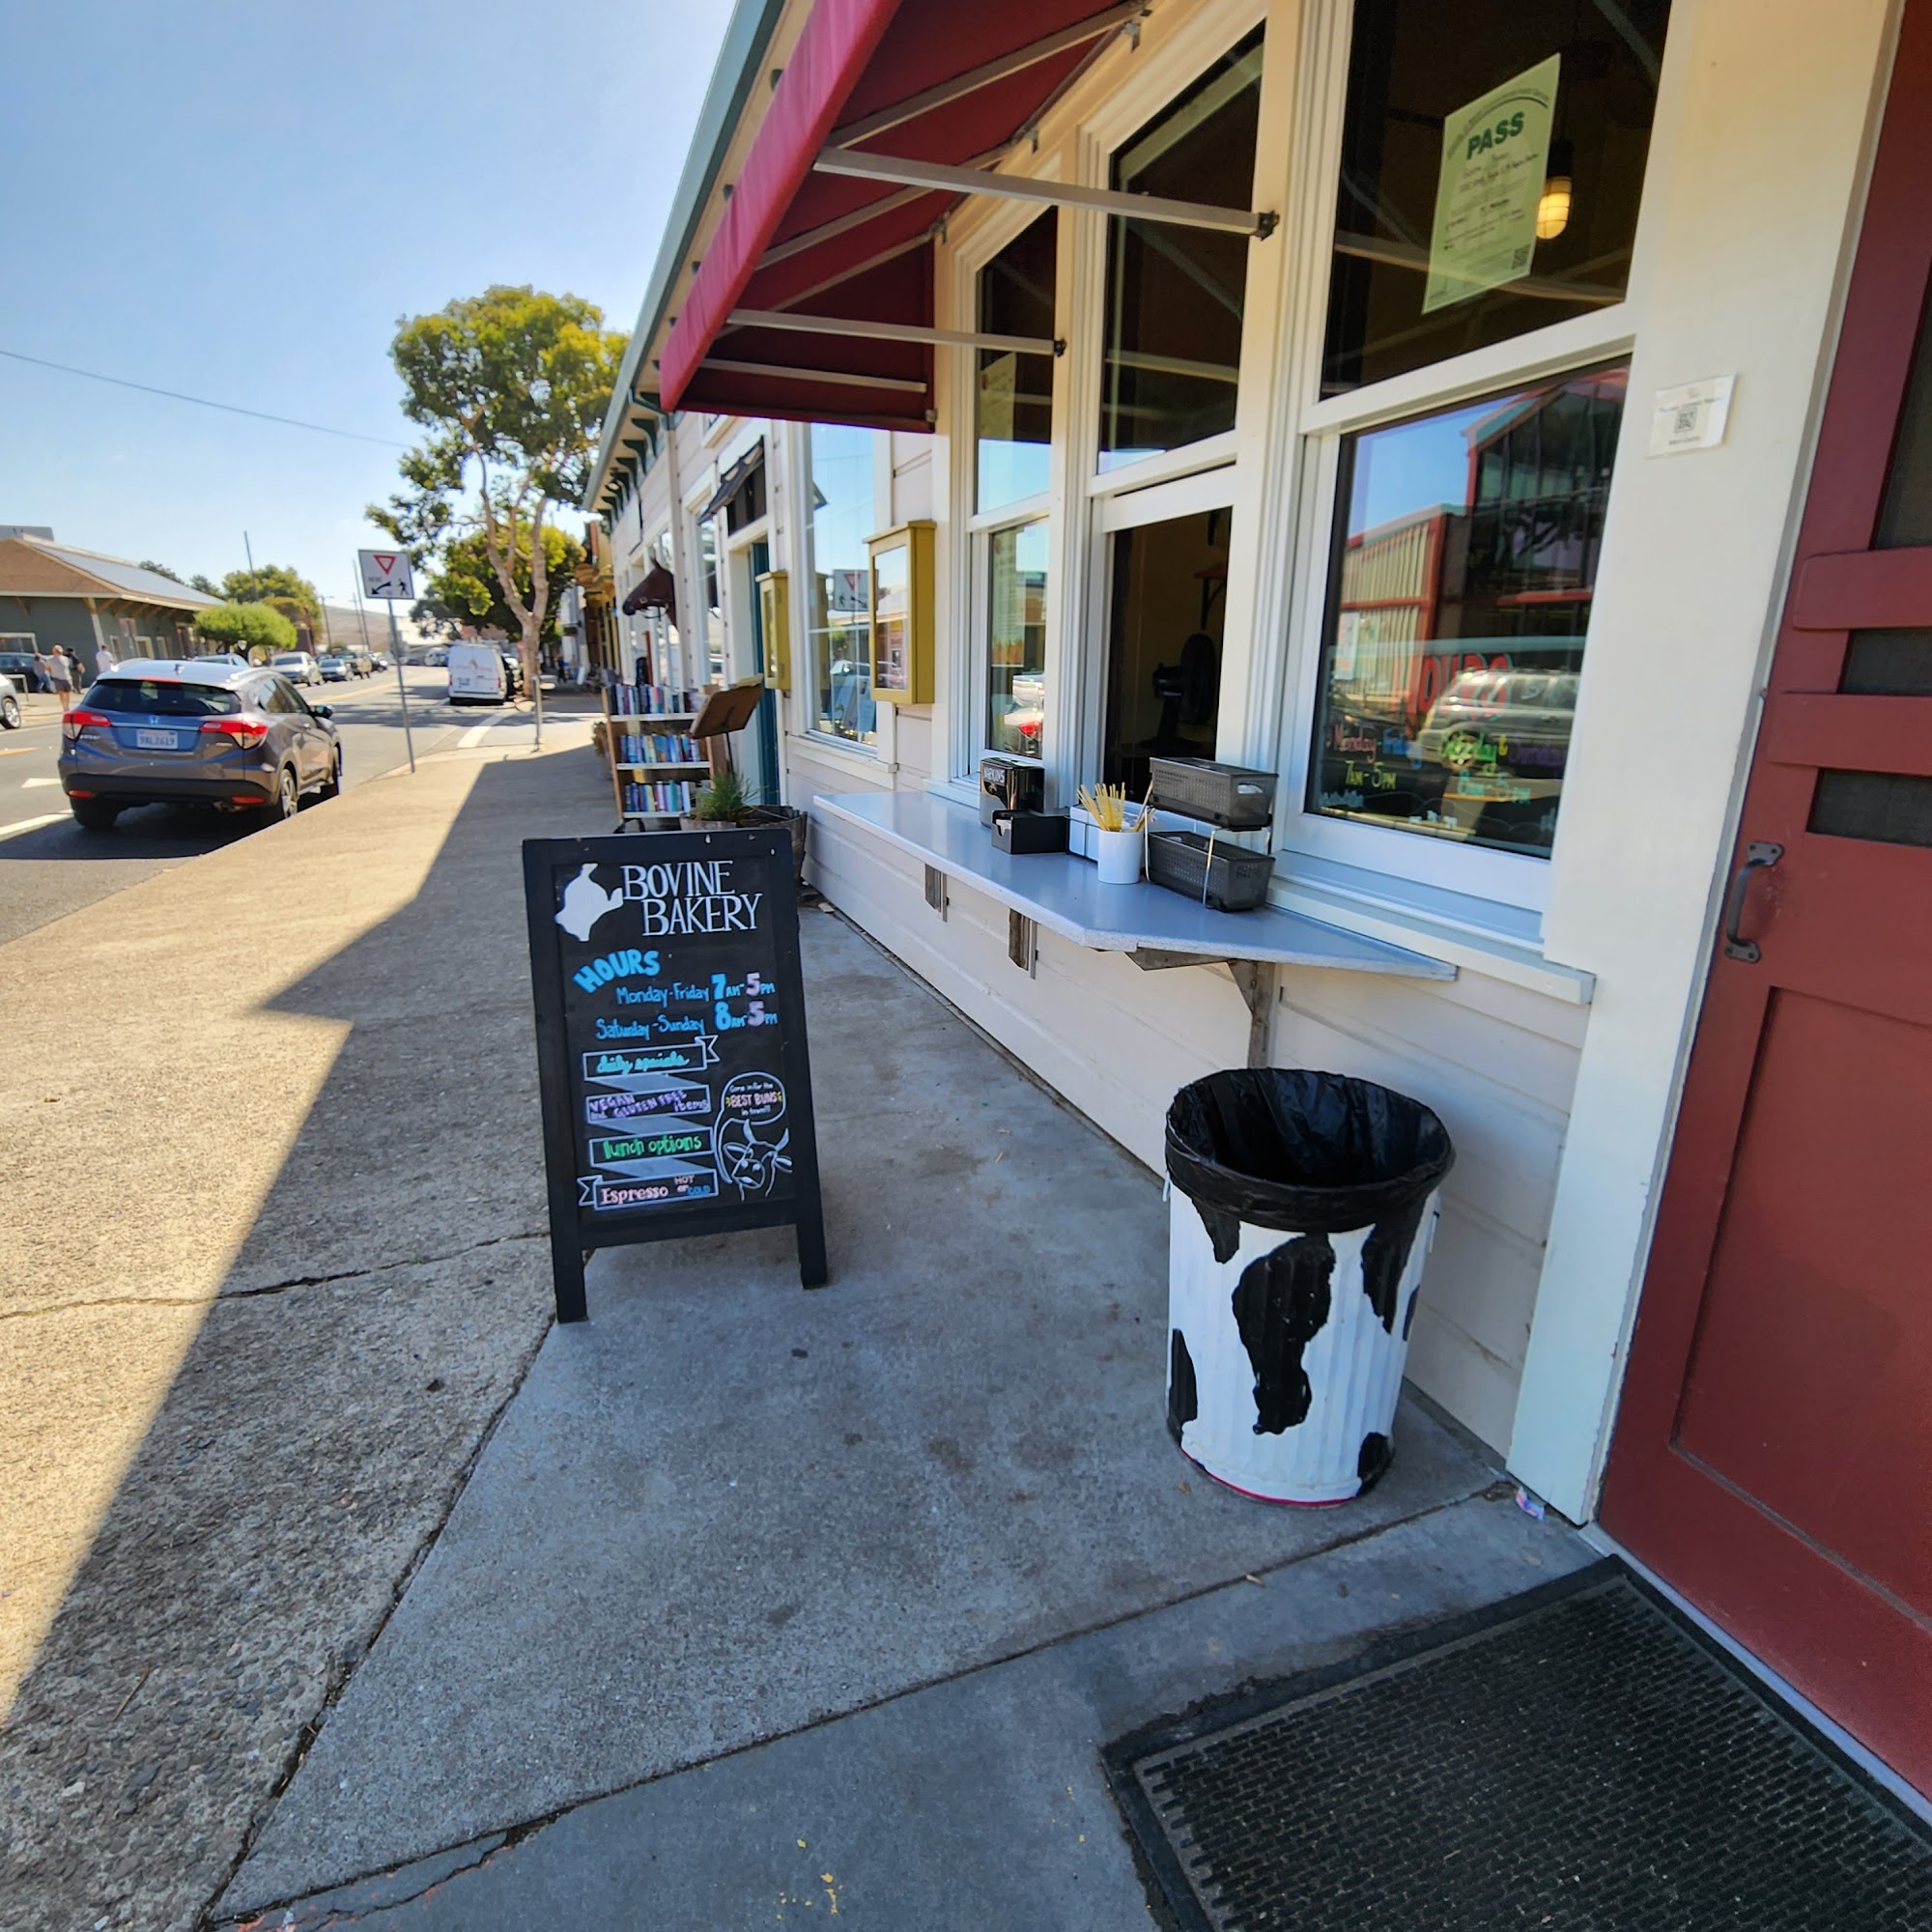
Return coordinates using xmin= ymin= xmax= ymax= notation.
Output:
xmin=0 ymin=750 xmax=605 ymax=1932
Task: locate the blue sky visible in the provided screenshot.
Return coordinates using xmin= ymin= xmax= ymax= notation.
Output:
xmin=0 ymin=0 xmax=731 ymax=606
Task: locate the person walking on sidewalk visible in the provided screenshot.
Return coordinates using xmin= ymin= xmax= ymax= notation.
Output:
xmin=94 ymin=641 xmax=115 ymax=681
xmin=30 ymin=648 xmax=51 ymax=694
xmin=46 ymin=648 xmax=75 ymax=711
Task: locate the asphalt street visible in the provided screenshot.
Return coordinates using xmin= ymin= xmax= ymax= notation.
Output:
xmin=0 ymin=668 xmax=548 ymax=946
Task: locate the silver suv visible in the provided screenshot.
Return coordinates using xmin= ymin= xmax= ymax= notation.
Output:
xmin=59 ymin=659 xmax=341 ymax=831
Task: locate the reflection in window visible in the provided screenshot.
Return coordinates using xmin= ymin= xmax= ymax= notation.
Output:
xmin=1308 ymin=363 xmax=1629 ymax=858
xmin=1099 ymin=30 xmax=1264 ymax=470
xmin=978 ymin=213 xmax=1056 ymax=514
xmin=1323 ymin=1 xmax=1670 ymax=395
xmin=697 ymin=516 xmax=724 ymax=684
xmin=987 ymin=521 xmax=1048 ymax=757
xmin=806 ymin=422 xmax=878 ymax=746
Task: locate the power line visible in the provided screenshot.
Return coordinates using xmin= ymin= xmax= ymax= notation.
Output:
xmin=0 ymin=345 xmax=411 ymax=449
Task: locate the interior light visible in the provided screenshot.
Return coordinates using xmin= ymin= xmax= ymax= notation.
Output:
xmin=1537 ymin=140 xmax=1575 ymax=242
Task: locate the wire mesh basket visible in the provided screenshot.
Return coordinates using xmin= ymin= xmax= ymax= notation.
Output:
xmin=1147 ymin=757 xmax=1279 ymax=830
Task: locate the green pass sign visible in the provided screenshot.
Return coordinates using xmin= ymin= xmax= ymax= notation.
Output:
xmin=1423 ymin=56 xmax=1561 ymax=316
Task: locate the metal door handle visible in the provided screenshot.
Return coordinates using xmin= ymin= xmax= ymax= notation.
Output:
xmin=1720 ymin=841 xmax=1782 ymax=962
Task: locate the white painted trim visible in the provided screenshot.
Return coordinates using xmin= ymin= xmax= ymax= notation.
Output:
xmin=1082 ymin=430 xmax=1240 ymax=497
xmin=1096 ymin=459 xmax=1238 ymax=531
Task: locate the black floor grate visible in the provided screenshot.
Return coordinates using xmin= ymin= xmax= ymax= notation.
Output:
xmin=1104 ymin=1562 xmax=1931 ymax=1931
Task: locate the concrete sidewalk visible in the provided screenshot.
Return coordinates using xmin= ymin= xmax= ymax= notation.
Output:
xmin=214 ymin=910 xmax=1587 ymax=1929
xmin=0 ymin=733 xmax=611 ymax=1932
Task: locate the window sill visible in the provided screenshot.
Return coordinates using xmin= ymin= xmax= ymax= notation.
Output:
xmin=1267 ymin=863 xmax=1595 ymax=1006
xmin=786 ymin=730 xmax=893 ymax=782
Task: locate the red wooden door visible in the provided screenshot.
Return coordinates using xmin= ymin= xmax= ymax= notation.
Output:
xmin=1600 ymin=7 xmax=1932 ymax=1790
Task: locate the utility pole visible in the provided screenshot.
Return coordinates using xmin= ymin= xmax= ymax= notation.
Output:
xmin=353 ymin=582 xmax=373 ymax=651
xmin=242 ymin=530 xmax=256 ymax=573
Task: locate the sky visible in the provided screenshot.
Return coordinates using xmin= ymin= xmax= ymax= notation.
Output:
xmin=0 ymin=0 xmax=734 ymax=608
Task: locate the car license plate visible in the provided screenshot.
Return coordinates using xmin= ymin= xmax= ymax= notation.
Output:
xmin=135 ymin=728 xmax=182 ymax=749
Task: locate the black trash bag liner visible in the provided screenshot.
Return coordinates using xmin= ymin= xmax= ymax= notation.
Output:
xmin=1166 ymin=1068 xmax=1454 ymax=1261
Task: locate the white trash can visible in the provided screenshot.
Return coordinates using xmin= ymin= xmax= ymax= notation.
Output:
xmin=1164 ymin=1069 xmax=1453 ymax=1505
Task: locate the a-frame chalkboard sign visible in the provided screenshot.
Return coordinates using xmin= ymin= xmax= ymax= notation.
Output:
xmin=522 ymin=827 xmax=827 ymax=1320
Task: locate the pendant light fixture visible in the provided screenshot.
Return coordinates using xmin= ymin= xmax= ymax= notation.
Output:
xmin=1537 ymin=137 xmax=1576 ymax=242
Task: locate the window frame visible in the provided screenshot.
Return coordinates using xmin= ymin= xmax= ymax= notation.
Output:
xmin=797 ymin=418 xmax=886 ymax=756
xmin=1249 ymin=0 xmax=1670 ymax=922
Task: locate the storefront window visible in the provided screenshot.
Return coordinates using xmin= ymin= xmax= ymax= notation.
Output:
xmin=1307 ymin=362 xmax=1628 ymax=858
xmin=978 ymin=213 xmax=1056 ymax=514
xmin=986 ymin=520 xmax=1048 ymax=757
xmin=1322 ymin=2 xmax=1670 ymax=396
xmin=806 ymin=421 xmax=878 ymax=746
xmin=1098 ymin=29 xmax=1264 ymax=470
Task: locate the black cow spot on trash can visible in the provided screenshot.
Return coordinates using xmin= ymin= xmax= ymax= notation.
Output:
xmin=1360 ymin=1195 xmax=1427 ymax=1333
xmin=1231 ymin=1233 xmax=1334 ymax=1435
xmin=1168 ymin=1329 xmax=1198 ymax=1445
xmin=1357 ymin=1431 xmax=1392 ymax=1491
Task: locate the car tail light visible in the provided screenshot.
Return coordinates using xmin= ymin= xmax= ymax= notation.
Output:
xmin=62 ymin=707 xmax=111 ymax=741
xmin=200 ymin=716 xmax=270 ymax=749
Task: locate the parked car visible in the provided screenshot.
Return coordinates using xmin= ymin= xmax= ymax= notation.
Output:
xmin=446 ymin=640 xmax=508 ymax=705
xmin=318 ymin=655 xmax=353 ymax=682
xmin=424 ymin=646 xmax=450 ymax=668
xmin=499 ymin=650 xmax=526 ymax=697
xmin=58 ymin=659 xmax=340 ymax=831
xmin=197 ymin=652 xmax=249 ymax=669
xmin=270 ymin=650 xmax=322 ymax=687
xmin=348 ymin=648 xmax=374 ymax=676
xmin=0 ymin=670 xmax=20 ymax=730
xmin=0 ymin=649 xmax=42 ymax=693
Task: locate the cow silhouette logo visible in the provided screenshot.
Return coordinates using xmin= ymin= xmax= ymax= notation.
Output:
xmin=554 ymin=863 xmax=624 ymax=942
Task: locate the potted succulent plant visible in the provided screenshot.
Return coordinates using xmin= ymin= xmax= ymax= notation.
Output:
xmin=681 ymin=768 xmax=751 ymax=829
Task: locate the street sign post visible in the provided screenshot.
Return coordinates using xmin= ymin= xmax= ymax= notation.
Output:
xmin=356 ymin=550 xmax=417 ymax=773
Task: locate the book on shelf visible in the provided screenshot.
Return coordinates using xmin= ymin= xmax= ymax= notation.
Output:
xmin=610 ymin=683 xmax=702 ymax=718
xmin=619 ymin=731 xmax=700 ymax=766
xmin=621 ymin=779 xmax=699 ymax=817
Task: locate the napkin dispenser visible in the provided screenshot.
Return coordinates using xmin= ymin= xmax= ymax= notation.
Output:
xmin=980 ymin=754 xmax=1043 ymax=825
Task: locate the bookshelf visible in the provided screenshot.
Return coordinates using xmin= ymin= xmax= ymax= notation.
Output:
xmin=602 ymin=682 xmax=712 ymax=829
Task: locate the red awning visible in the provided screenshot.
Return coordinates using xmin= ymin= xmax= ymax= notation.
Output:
xmin=659 ymin=0 xmax=1139 ymax=430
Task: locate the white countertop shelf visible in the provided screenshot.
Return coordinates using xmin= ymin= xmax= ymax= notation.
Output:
xmin=813 ymin=790 xmax=1453 ymax=980
xmin=616 ymin=762 xmax=710 ymax=772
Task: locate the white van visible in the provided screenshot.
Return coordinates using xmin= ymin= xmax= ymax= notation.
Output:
xmin=446 ymin=641 xmax=508 ymax=706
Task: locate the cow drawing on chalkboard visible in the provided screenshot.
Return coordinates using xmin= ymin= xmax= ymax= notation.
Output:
xmin=555 ymin=864 xmax=623 ymax=943
xmin=717 ymin=1071 xmax=789 ymax=1197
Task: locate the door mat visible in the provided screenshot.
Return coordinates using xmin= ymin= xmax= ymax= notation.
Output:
xmin=1103 ymin=1560 xmax=1930 ymax=1931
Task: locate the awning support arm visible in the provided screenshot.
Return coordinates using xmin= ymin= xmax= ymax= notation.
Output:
xmin=697 ymin=357 xmax=928 ymax=395
xmin=813 ymin=147 xmax=1276 ymax=239
xmin=829 ymin=2 xmax=1150 ymax=148
xmin=728 ymin=308 xmax=1062 ymax=357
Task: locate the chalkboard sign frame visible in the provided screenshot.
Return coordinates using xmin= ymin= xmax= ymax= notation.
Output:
xmin=522 ymin=827 xmax=827 ymax=1320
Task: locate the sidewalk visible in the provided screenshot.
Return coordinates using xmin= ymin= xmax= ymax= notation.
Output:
xmin=214 ymin=909 xmax=1585 ymax=1927
xmin=1 ymin=723 xmax=1584 ymax=1931
xmin=0 ymin=733 xmax=612 ymax=1932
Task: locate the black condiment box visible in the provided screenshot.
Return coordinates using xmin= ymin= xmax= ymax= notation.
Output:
xmin=980 ymin=754 xmax=1044 ymax=825
xmin=991 ymin=810 xmax=1069 ymax=855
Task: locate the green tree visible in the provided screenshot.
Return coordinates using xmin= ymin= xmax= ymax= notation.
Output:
xmin=371 ymin=285 xmax=624 ymax=715
xmin=197 ymin=601 xmax=297 ymax=658
xmin=221 ymin=564 xmax=322 ymax=638
xmin=189 ymin=574 xmax=219 ymax=596
xmin=428 ymin=525 xmax=584 ymax=652
xmin=138 ymin=559 xmax=185 ymax=584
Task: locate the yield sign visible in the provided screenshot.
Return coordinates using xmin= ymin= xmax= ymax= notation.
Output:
xmin=357 ymin=549 xmax=415 ymax=601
